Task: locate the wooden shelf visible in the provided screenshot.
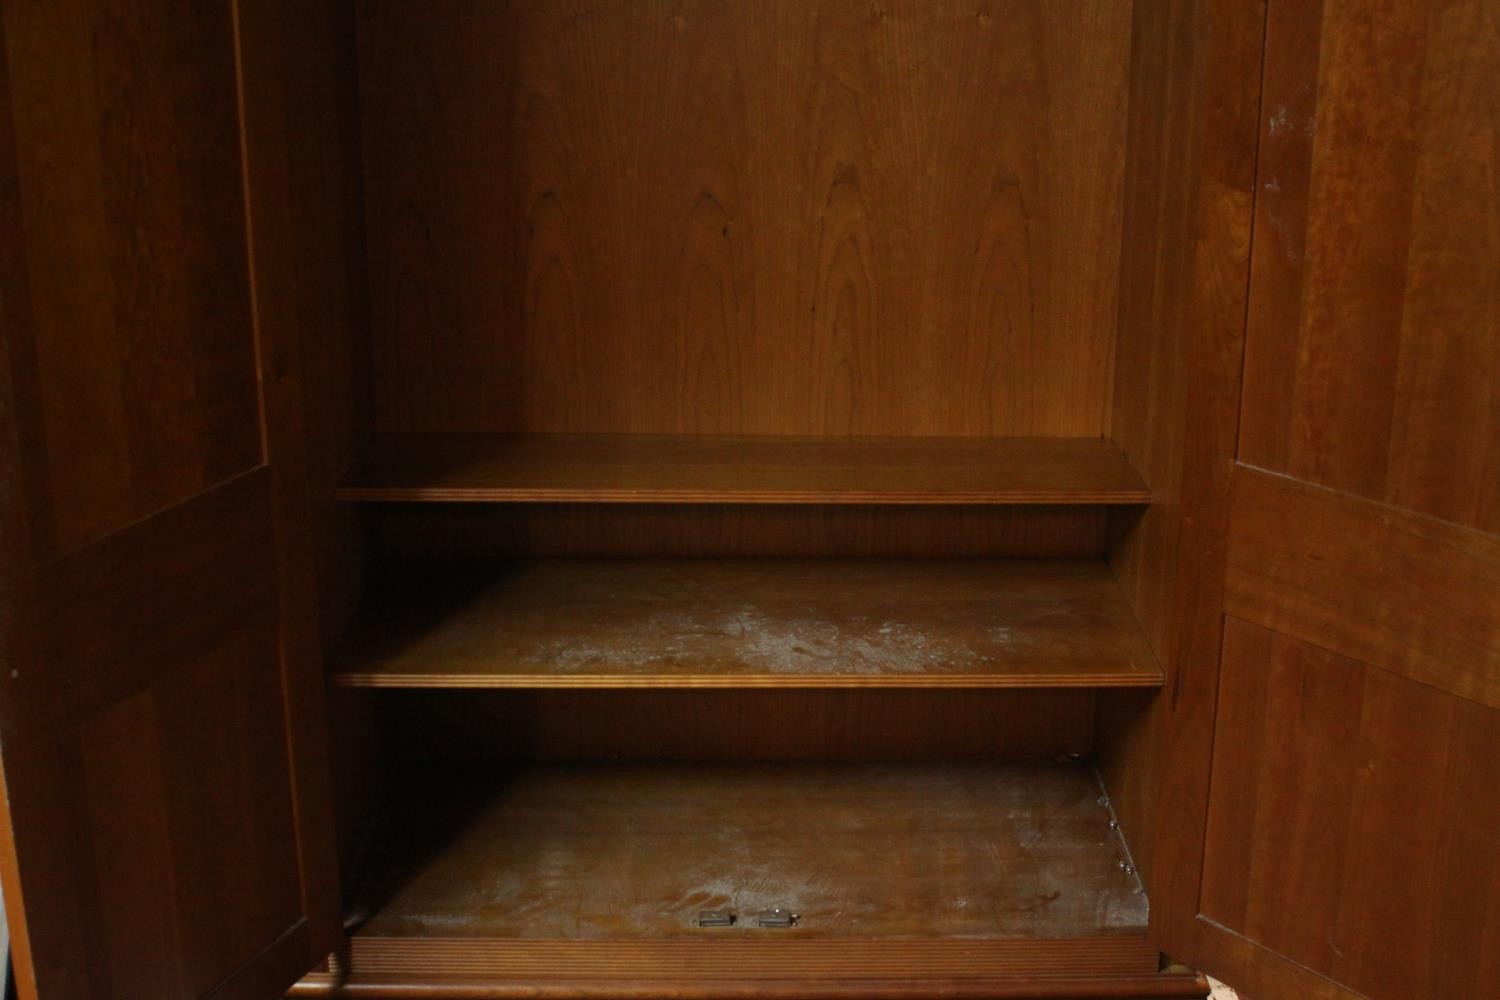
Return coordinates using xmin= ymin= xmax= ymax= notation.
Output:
xmin=337 ymin=433 xmax=1151 ymax=505
xmin=333 ymin=558 xmax=1163 ymax=689
xmin=352 ymin=761 xmax=1152 ymax=955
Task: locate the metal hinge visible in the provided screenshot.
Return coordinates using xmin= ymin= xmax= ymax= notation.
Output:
xmin=696 ymin=907 xmax=801 ymax=928
xmin=755 ymin=907 xmax=799 ymax=928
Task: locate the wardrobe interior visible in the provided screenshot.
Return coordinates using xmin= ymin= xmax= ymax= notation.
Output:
xmin=277 ymin=0 xmax=1211 ymax=979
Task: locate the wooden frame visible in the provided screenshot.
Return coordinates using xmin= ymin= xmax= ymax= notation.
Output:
xmin=2 ymin=2 xmax=1495 ymax=998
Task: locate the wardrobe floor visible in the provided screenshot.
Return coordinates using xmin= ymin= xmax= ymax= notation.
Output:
xmin=355 ymin=759 xmax=1148 ymax=941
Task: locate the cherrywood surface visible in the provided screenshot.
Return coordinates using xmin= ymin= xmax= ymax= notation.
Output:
xmin=304 ymin=760 xmax=1207 ymax=996
xmin=1169 ymin=2 xmax=1500 ymax=998
xmin=0 ymin=23 xmax=37 ymax=989
xmin=1238 ymin=0 xmax=1500 ymax=536
xmin=330 ymin=941 xmax=1176 ymax=995
xmin=357 ymin=1 xmax=1131 ymax=439
xmin=236 ymin=0 xmax=379 ymax=905
xmin=0 ymin=471 xmax=313 ymax=1000
xmin=0 ymin=1 xmax=340 ymax=996
xmin=340 ymin=434 xmax=1151 ymax=505
xmin=1202 ymin=619 xmax=1500 ymax=1000
xmin=269 ymin=0 xmax=373 ymax=658
xmin=1227 ymin=467 xmax=1500 ymax=708
xmin=343 ymin=941 xmax=1170 ymax=983
xmin=336 ymin=558 xmax=1160 ymax=689
xmin=355 ymin=761 xmax=1148 ymax=941
xmin=235 ymin=0 xmax=356 ymax=956
xmin=36 ymin=2 xmax=1500 ymax=999
xmin=1099 ymin=0 xmax=1263 ymax=921
xmin=387 ymin=689 xmax=1097 ymax=762
xmin=288 ymin=969 xmax=1213 ymax=1000
xmin=202 ymin=922 xmax=319 ymax=1000
xmin=0 ymin=0 xmax=260 ymax=564
xmin=373 ymin=504 xmax=1109 ymax=560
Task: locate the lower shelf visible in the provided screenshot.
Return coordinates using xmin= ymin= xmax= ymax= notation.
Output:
xmin=318 ymin=760 xmax=1167 ymax=995
xmin=294 ymin=966 xmax=1209 ymax=1000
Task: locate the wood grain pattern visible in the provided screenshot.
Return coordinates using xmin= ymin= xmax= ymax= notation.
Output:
xmin=1100 ymin=0 xmax=1264 ymax=926
xmin=234 ymin=0 xmax=356 ymax=959
xmin=355 ymin=762 xmax=1148 ymax=941
xmin=346 ymin=938 xmax=1158 ymax=983
xmin=1226 ymin=466 xmax=1500 ymax=708
xmin=357 ymin=1 xmax=1130 ymax=437
xmin=372 ymin=504 xmax=1108 ymax=561
xmin=0 ymin=2 xmax=341 ymax=996
xmin=0 ymin=16 xmax=52 ymax=995
xmin=0 ymin=0 xmax=261 ymax=563
xmin=336 ymin=558 xmax=1161 ymax=689
xmin=387 ymin=689 xmax=1096 ymax=762
xmin=202 ymin=921 xmax=314 ymax=1000
xmin=289 ymin=967 xmax=1213 ymax=1000
xmin=1238 ymin=0 xmax=1500 ymax=534
xmin=233 ymin=0 xmax=379 ymax=912
xmin=1200 ymin=619 xmax=1500 ymax=1000
xmin=1168 ymin=3 xmax=1500 ymax=996
xmin=265 ymin=0 xmax=372 ymax=657
xmin=340 ymin=941 xmax=1158 ymax=977
xmin=35 ymin=471 xmax=275 ymax=718
xmin=1235 ymin=0 xmax=1323 ymax=474
xmin=340 ymin=435 xmax=1150 ymax=505
xmin=0 ymin=473 xmax=313 ymax=998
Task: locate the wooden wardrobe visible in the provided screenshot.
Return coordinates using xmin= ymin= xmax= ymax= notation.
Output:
xmin=0 ymin=1 xmax=1494 ymax=998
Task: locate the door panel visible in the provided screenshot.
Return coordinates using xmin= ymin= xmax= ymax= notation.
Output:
xmin=1203 ymin=619 xmax=1500 ymax=1000
xmin=0 ymin=0 xmax=262 ymax=562
xmin=54 ymin=474 xmax=302 ymax=996
xmin=1240 ymin=0 xmax=1500 ymax=531
xmin=0 ymin=1 xmax=338 ymax=997
xmin=1185 ymin=0 xmax=1500 ymax=996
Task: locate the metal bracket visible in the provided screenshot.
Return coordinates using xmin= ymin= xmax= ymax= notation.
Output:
xmin=755 ymin=907 xmax=799 ymax=928
xmin=696 ymin=906 xmax=800 ymax=928
xmin=697 ymin=909 xmax=735 ymax=928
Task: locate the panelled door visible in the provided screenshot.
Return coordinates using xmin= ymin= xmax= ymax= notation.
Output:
xmin=1184 ymin=1 xmax=1500 ymax=997
xmin=0 ymin=1 xmax=339 ymax=997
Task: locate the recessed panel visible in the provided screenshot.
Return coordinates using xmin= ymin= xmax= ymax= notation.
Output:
xmin=78 ymin=626 xmax=303 ymax=997
xmin=1 ymin=0 xmax=261 ymax=559
xmin=1239 ymin=0 xmax=1500 ymax=533
xmin=1202 ymin=618 xmax=1500 ymax=1000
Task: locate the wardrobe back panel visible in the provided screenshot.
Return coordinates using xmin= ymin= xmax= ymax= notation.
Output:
xmin=357 ymin=0 xmax=1132 ymax=436
xmin=385 ymin=690 xmax=1094 ymax=761
xmin=371 ymin=504 xmax=1107 ymax=559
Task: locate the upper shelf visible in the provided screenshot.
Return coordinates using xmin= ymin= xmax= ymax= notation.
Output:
xmin=337 ymin=434 xmax=1151 ymax=505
